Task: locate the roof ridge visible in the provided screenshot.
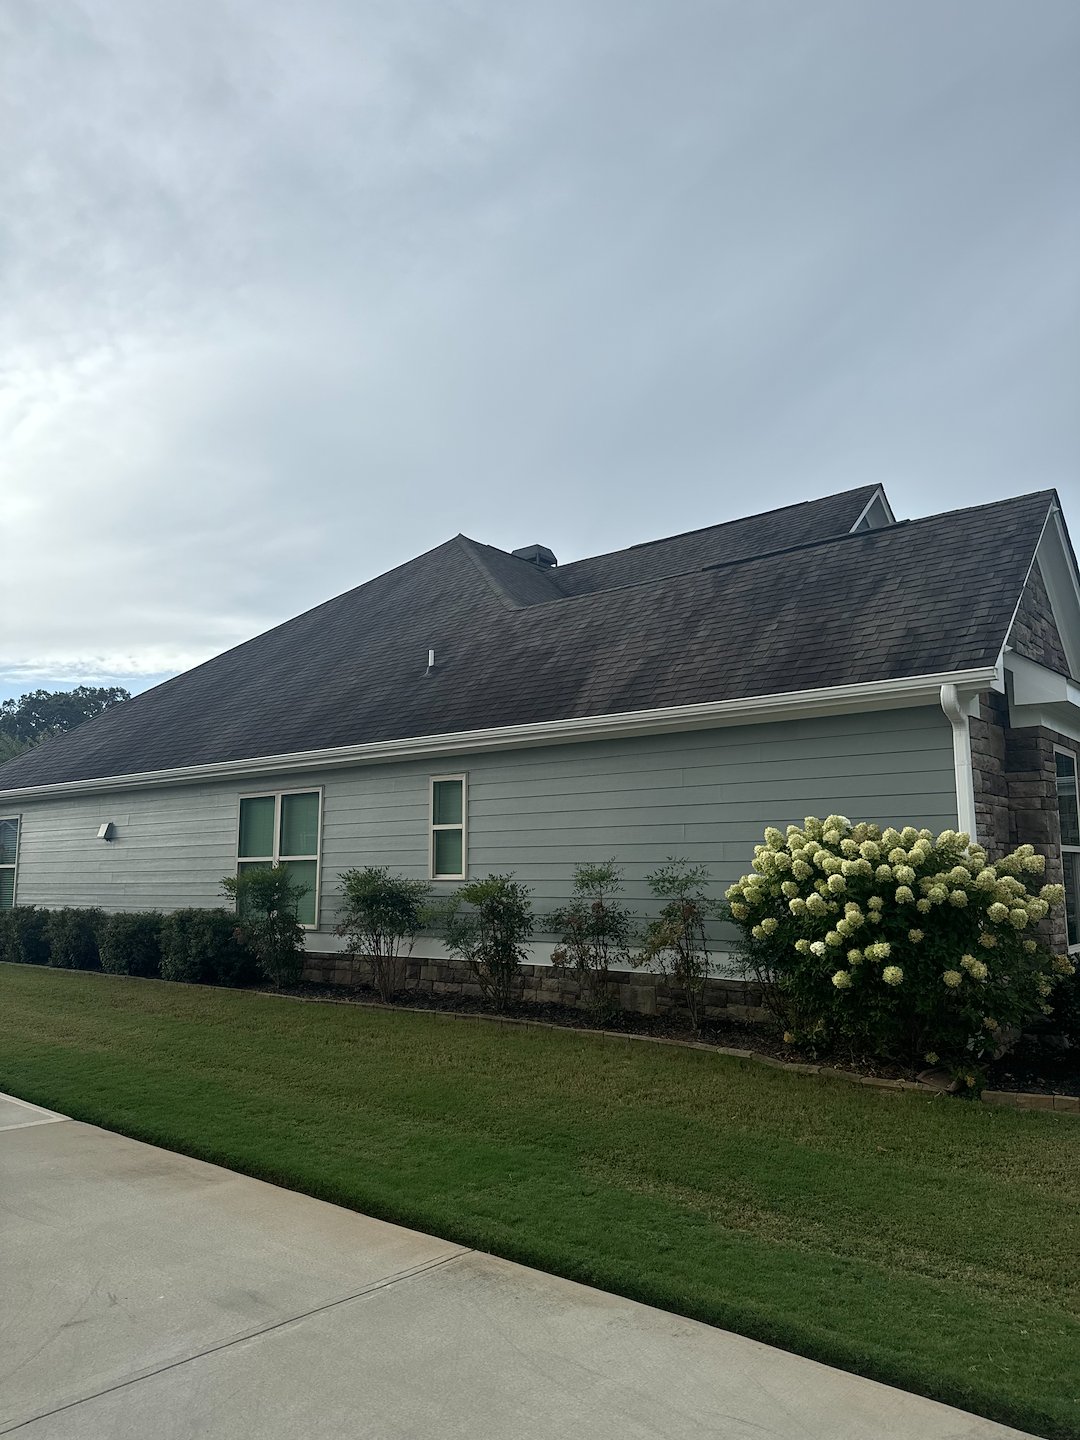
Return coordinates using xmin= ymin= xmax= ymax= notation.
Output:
xmin=558 ymin=484 xmax=881 ymax=572
xmin=487 ymin=488 xmax=1057 ymax=613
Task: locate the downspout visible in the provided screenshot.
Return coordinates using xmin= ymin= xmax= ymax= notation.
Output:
xmin=940 ymin=684 xmax=978 ymax=841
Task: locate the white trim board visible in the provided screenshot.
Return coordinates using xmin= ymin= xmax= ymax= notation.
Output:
xmin=0 ymin=667 xmax=996 ymax=804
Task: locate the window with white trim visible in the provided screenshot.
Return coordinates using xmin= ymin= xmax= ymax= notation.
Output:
xmin=236 ymin=790 xmax=321 ymax=927
xmin=1054 ymin=749 xmax=1080 ymax=951
xmin=430 ymin=775 xmax=467 ymax=880
xmin=0 ymin=817 xmax=18 ymax=910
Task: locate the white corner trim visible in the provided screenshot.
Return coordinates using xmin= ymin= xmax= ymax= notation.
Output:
xmin=0 ymin=666 xmax=998 ymax=803
xmin=940 ymin=684 xmax=978 ymax=841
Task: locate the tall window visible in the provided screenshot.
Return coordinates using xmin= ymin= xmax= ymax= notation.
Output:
xmin=1054 ymin=750 xmax=1080 ymax=950
xmin=0 ymin=817 xmax=18 ymax=911
xmin=237 ymin=790 xmax=321 ymax=927
xmin=430 ymin=775 xmax=466 ymax=880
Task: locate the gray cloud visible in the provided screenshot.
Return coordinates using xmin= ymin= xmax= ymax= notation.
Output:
xmin=2 ymin=0 xmax=1078 ymax=698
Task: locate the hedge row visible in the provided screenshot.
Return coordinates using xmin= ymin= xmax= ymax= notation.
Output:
xmin=0 ymin=906 xmax=260 ymax=987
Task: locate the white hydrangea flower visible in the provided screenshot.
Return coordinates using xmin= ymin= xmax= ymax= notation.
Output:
xmin=865 ymin=942 xmax=891 ymax=962
xmin=831 ymin=969 xmax=852 ymax=990
xmin=943 ymin=970 xmax=963 ymax=988
xmin=908 ymin=928 xmax=924 ymax=943
xmin=827 ymin=873 xmax=846 ymax=894
xmin=978 ymin=932 xmax=997 ymax=948
xmin=875 ymin=864 xmax=894 ymax=882
xmin=948 ymin=890 xmax=968 ymax=908
xmin=1026 ymin=898 xmax=1049 ymax=921
xmin=788 ymin=897 xmax=806 ymax=916
xmin=916 ymin=898 xmax=932 ymax=914
xmin=895 ymin=885 xmax=914 ymax=904
xmin=809 ymin=940 xmax=827 ymax=957
xmin=927 ymin=885 xmax=948 ymax=904
xmin=1008 ymin=908 xmax=1029 ymax=930
xmin=794 ymin=938 xmax=812 ymax=955
xmin=860 ymin=841 xmax=881 ymax=862
xmin=760 ymin=917 xmax=778 ymax=935
xmin=882 ymin=966 xmax=903 ymax=986
xmin=1040 ymin=884 xmax=1066 ymax=906
xmin=792 ymin=860 xmax=813 ymax=880
xmin=893 ymin=865 xmax=916 ymax=886
xmin=867 ymin=895 xmax=884 ymax=911
xmin=847 ymin=948 xmax=863 ymax=964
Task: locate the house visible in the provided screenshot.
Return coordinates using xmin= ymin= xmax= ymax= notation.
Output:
xmin=3 ymin=484 xmax=1080 ymax=1000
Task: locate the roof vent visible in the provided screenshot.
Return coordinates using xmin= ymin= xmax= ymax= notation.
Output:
xmin=511 ymin=544 xmax=558 ymax=569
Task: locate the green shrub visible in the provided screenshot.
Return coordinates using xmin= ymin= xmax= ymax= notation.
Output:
xmin=729 ymin=817 xmax=1072 ymax=1083
xmin=159 ymin=908 xmax=257 ymax=986
xmin=44 ymin=908 xmax=105 ymax=971
xmin=0 ymin=906 xmax=50 ymax=966
xmin=550 ymin=861 xmax=635 ymax=1016
xmin=99 ymin=911 xmax=163 ymax=978
xmin=633 ymin=859 xmax=722 ymax=1031
xmin=336 ymin=866 xmax=431 ymax=1002
xmin=441 ymin=874 xmax=534 ymax=1011
xmin=221 ymin=866 xmax=305 ymax=988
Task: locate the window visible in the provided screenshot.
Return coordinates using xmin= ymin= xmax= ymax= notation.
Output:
xmin=1054 ymin=750 xmax=1080 ymax=950
xmin=236 ymin=790 xmax=321 ymax=927
xmin=0 ymin=817 xmax=18 ymax=911
xmin=430 ymin=775 xmax=466 ymax=879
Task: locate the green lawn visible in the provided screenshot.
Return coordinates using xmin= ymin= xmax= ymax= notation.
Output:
xmin=1 ymin=964 xmax=1077 ymax=1438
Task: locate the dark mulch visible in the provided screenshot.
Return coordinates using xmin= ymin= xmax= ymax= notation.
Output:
xmin=986 ymin=1034 xmax=1080 ymax=1096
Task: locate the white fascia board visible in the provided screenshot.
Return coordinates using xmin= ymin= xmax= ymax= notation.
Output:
xmin=0 ymin=666 xmax=997 ymax=803
xmin=1035 ymin=507 xmax=1080 ymax=681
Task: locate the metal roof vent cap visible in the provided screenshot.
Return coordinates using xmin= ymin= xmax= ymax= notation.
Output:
xmin=511 ymin=544 xmax=557 ymax=568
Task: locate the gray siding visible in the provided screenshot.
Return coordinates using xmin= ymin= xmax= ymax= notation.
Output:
xmin=8 ymin=706 xmax=958 ymax=954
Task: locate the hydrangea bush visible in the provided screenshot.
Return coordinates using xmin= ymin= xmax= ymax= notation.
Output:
xmin=728 ymin=816 xmax=1074 ymax=1081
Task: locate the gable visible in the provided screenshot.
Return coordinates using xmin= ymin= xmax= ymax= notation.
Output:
xmin=1008 ymin=559 xmax=1070 ymax=678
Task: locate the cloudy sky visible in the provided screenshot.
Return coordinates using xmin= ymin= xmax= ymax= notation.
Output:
xmin=2 ymin=1 xmax=1078 ymax=703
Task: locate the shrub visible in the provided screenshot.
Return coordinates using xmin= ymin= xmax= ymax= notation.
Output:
xmin=728 ymin=817 xmax=1072 ymax=1083
xmin=44 ymin=908 xmax=105 ymax=970
xmin=633 ymin=859 xmax=722 ymax=1031
xmin=0 ymin=906 xmax=50 ymax=966
xmin=160 ymin=908 xmax=257 ymax=986
xmin=336 ymin=866 xmax=431 ymax=1002
xmin=441 ymin=874 xmax=534 ymax=1011
xmin=550 ymin=861 xmax=635 ymax=1016
xmin=221 ymin=866 xmax=305 ymax=988
xmin=99 ymin=911 xmax=163 ymax=978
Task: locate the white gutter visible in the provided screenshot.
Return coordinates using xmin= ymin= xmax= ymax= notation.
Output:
xmin=939 ymin=684 xmax=979 ymax=841
xmin=0 ymin=666 xmax=997 ymax=803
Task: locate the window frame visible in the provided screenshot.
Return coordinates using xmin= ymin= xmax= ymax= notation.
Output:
xmin=235 ymin=787 xmax=323 ymax=930
xmin=0 ymin=814 xmax=19 ymax=911
xmin=429 ymin=774 xmax=467 ymax=881
xmin=1053 ymin=746 xmax=1080 ymax=954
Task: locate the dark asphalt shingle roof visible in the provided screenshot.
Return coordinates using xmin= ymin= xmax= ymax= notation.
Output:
xmin=0 ymin=488 xmax=1056 ymax=791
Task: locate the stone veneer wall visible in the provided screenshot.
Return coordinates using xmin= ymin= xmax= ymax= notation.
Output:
xmin=969 ymin=688 xmax=1078 ymax=954
xmin=1010 ymin=561 xmax=1070 ymax=676
xmin=303 ymin=953 xmax=767 ymax=1023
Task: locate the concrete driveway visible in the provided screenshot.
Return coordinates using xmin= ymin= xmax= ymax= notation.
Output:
xmin=0 ymin=1092 xmax=1036 ymax=1439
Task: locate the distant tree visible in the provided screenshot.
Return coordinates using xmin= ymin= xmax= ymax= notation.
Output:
xmin=0 ymin=686 xmax=131 ymax=747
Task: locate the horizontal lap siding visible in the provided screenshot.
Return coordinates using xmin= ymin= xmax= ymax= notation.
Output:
xmin=9 ymin=707 xmax=958 ymax=949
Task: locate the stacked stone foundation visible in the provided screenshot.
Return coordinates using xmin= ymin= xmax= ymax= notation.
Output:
xmin=303 ymin=953 xmax=767 ymax=1023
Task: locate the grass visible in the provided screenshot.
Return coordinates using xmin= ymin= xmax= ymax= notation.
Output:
xmin=1 ymin=964 xmax=1078 ymax=1438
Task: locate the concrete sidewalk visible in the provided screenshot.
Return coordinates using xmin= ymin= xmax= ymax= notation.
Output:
xmin=0 ymin=1093 xmax=1035 ymax=1439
